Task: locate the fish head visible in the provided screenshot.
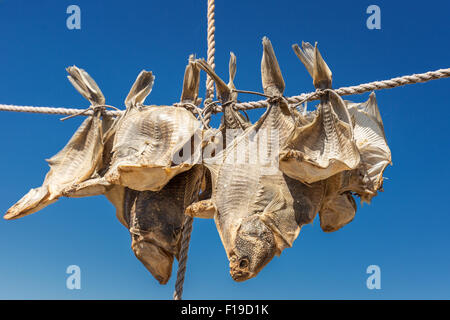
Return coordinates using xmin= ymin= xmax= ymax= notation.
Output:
xmin=131 ymin=235 xmax=174 ymax=285
xmin=228 ymin=215 xmax=276 ymax=282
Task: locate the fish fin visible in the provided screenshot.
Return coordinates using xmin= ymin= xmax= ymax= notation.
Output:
xmin=292 ymin=42 xmax=315 ymax=79
xmin=4 ymin=186 xmax=55 ymax=220
xmin=261 ymin=37 xmax=285 ymax=96
xmin=180 ymin=55 xmax=201 ymax=104
xmin=196 ymin=58 xmax=231 ymax=102
xmin=319 ymin=192 xmax=356 ymax=232
xmin=292 ymin=42 xmax=332 ymax=89
xmin=258 ymin=187 xmax=294 ymax=252
xmin=63 ymin=177 xmax=111 ymax=198
xmin=66 ymin=66 xmax=106 ymax=105
xmin=125 ymin=70 xmax=154 ymax=108
xmin=185 ymin=199 xmax=217 ymax=219
xmin=228 ymin=52 xmax=237 ymax=86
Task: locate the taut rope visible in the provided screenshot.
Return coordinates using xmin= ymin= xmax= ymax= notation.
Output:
xmin=1 ymin=68 xmax=448 ymax=116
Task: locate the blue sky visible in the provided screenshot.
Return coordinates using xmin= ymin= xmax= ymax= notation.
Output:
xmin=0 ymin=0 xmax=449 ymax=299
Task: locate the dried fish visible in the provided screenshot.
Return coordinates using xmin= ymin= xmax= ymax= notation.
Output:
xmin=125 ymin=59 xmax=206 ymax=284
xmin=189 ymin=52 xmax=253 ymax=216
xmin=4 ymin=66 xmax=106 ymax=220
xmin=317 ymin=92 xmax=391 ymax=232
xmin=128 ymin=165 xmax=204 ymax=284
xmin=279 ymin=42 xmax=360 ymax=184
xmin=312 ymin=93 xmax=391 ymax=232
xmin=187 ymin=38 xmax=324 ymax=281
xmin=104 ymin=71 xmax=202 ymax=191
xmin=346 ymin=92 xmax=391 ymax=202
xmin=197 ymin=52 xmax=251 ymax=163
xmin=66 ymin=60 xmax=207 ymax=284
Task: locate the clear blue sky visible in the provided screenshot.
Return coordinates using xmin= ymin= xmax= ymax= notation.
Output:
xmin=0 ymin=0 xmax=449 ymax=299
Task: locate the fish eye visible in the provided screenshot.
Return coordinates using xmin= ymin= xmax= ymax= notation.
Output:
xmin=239 ymin=258 xmax=249 ymax=269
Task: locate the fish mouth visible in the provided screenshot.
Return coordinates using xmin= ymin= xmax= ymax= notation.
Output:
xmin=131 ymin=235 xmax=174 ymax=285
xmin=230 ymin=269 xmax=252 ymax=282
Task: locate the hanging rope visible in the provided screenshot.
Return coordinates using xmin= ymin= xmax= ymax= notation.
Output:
xmin=205 ymin=0 xmax=216 ymax=101
xmin=1 ymin=68 xmax=449 ymax=117
xmin=172 ymin=0 xmax=216 ymax=301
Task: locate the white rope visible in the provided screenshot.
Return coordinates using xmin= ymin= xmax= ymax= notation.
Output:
xmin=1 ymin=68 xmax=449 ymax=117
xmin=205 ymin=0 xmax=216 ymax=101
xmin=172 ymin=0 xmax=217 ymax=301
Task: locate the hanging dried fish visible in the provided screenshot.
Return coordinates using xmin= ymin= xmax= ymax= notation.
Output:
xmin=197 ymin=52 xmax=250 ymax=134
xmin=346 ymin=92 xmax=392 ymax=202
xmin=279 ymin=42 xmax=360 ymax=184
xmin=197 ymin=52 xmax=251 ymax=166
xmin=189 ymin=52 xmax=253 ymax=216
xmin=4 ymin=66 xmax=107 ymax=220
xmin=128 ymin=165 xmax=204 ymax=284
xmin=104 ymin=70 xmax=202 ymax=192
xmin=62 ymin=71 xmax=157 ymax=226
xmin=62 ymin=111 xmax=128 ymax=226
xmin=66 ymin=59 xmax=207 ymax=284
xmin=125 ymin=58 xmax=206 ymax=284
xmin=317 ymin=91 xmax=392 ymax=232
xmin=63 ymin=72 xmax=156 ymax=226
xmin=187 ymin=38 xmax=325 ymax=281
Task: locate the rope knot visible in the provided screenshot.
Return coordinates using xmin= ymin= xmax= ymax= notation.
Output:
xmin=60 ymin=104 xmax=119 ymax=121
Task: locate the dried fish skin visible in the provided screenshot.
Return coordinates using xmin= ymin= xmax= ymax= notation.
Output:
xmin=61 ymin=113 xmax=131 ymax=227
xmin=319 ymin=192 xmax=356 ymax=232
xmin=131 ymin=234 xmax=175 ymax=285
xmin=214 ymin=164 xmax=324 ymax=282
xmin=46 ymin=114 xmax=104 ymax=199
xmin=3 ymin=186 xmax=56 ymax=220
xmin=279 ymin=91 xmax=360 ymax=184
xmin=316 ymin=93 xmax=391 ymax=232
xmin=5 ymin=114 xmax=104 ymax=220
xmin=280 ymin=41 xmax=359 ymax=183
xmin=97 ymin=69 xmax=203 ymax=191
xmin=347 ymin=92 xmax=391 ymax=200
xmin=5 ymin=67 xmax=106 ymax=220
xmin=318 ymin=171 xmax=357 ymax=232
xmin=105 ymin=106 xmax=202 ymax=191
xmin=127 ymin=165 xmax=204 ymax=284
xmin=322 ymin=92 xmax=392 ymax=205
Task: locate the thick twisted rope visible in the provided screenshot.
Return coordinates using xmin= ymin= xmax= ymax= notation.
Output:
xmin=172 ymin=0 xmax=216 ymax=301
xmin=1 ymin=68 xmax=449 ymax=117
xmin=230 ymin=68 xmax=450 ymax=112
xmin=173 ymin=214 xmax=195 ymax=300
xmin=205 ymin=0 xmax=216 ymax=101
